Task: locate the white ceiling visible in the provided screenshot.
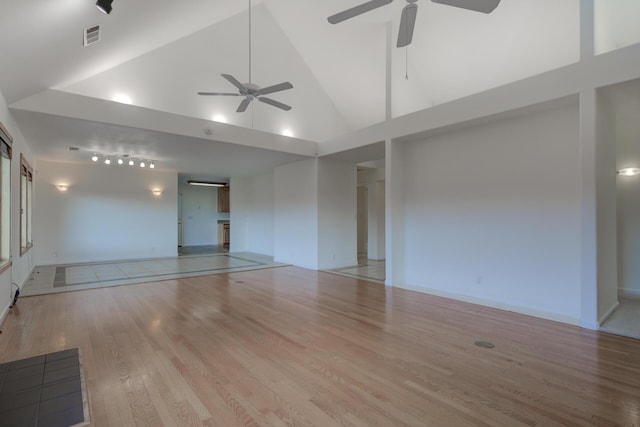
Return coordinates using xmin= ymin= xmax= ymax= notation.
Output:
xmin=12 ymin=110 xmax=309 ymax=177
xmin=0 ymin=0 xmax=598 ymax=175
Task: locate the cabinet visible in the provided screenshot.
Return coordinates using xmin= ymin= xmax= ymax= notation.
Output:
xmin=222 ymin=223 xmax=230 ymax=247
xmin=218 ymin=186 xmax=230 ymax=212
xmin=218 ymin=222 xmax=230 ymax=247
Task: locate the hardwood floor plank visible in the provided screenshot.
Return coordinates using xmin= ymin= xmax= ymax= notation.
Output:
xmin=2 ymin=266 xmax=640 ymax=426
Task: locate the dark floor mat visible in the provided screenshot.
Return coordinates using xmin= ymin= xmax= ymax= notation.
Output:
xmin=0 ymin=348 xmax=88 ymax=427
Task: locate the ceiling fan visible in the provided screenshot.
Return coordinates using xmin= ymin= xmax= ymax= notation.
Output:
xmin=328 ymin=0 xmax=501 ymax=48
xmin=198 ymin=0 xmax=293 ymax=112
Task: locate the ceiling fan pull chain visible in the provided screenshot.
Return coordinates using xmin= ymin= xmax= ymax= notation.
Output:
xmin=405 ymin=46 xmax=409 ymax=80
xmin=249 ymin=0 xmax=252 ymax=84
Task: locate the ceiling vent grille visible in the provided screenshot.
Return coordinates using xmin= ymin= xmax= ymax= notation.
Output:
xmin=83 ymin=25 xmax=100 ymax=47
xmin=67 ymin=146 xmax=80 ymax=151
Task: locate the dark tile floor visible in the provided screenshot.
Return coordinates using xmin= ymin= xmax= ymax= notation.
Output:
xmin=0 ymin=349 xmax=85 ymax=427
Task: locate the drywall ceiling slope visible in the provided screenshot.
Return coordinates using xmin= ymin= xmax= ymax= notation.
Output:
xmin=391 ymin=0 xmax=580 ymax=117
xmin=11 ymin=109 xmax=310 ymax=178
xmin=60 ymin=5 xmax=350 ymax=142
xmin=265 ymin=0 xmax=388 ymax=131
xmin=0 ymin=0 xmax=262 ymax=104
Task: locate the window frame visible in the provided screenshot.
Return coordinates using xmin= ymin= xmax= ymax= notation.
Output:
xmin=0 ymin=121 xmax=12 ymax=273
xmin=20 ymin=153 xmax=33 ymax=256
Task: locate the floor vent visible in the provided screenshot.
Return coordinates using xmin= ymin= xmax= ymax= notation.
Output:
xmin=475 ymin=340 xmax=495 ymax=349
xmin=83 ymin=25 xmax=100 ymax=47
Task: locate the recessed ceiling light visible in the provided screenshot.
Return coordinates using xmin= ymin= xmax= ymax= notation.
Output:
xmin=91 ymin=154 xmax=98 ymax=162
xmin=113 ymin=93 xmax=132 ymax=105
xmin=140 ymin=161 xmax=146 ymax=168
xmin=117 ymin=158 xmax=124 ymax=165
xmin=212 ymin=115 xmax=227 ymax=124
xmin=282 ymin=129 xmax=294 ymax=138
xmin=149 ymin=162 xmax=155 ymax=169
xmin=618 ymin=167 xmax=640 ymax=177
xmin=129 ymin=159 xmax=135 ymax=166
xmin=104 ymin=158 xmax=111 ymax=165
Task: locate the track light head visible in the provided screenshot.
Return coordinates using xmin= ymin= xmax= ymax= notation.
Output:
xmin=96 ymin=0 xmax=113 ymax=15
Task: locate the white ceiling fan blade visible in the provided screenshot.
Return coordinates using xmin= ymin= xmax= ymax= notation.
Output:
xmin=222 ymin=74 xmax=248 ymax=94
xmin=237 ymin=98 xmax=252 ymax=112
xmin=328 ymin=0 xmax=394 ymax=24
xmin=397 ymin=3 xmax=418 ymax=48
xmin=259 ymin=97 xmax=292 ymax=111
xmin=257 ymin=82 xmax=293 ymax=97
xmin=431 ymin=0 xmax=501 ymax=14
xmin=197 ymin=92 xmax=242 ymax=96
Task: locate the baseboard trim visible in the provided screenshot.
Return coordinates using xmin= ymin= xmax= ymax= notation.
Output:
xmin=393 ymin=283 xmax=580 ymax=326
xmin=598 ymin=301 xmax=620 ymax=325
xmin=619 ymin=288 xmax=640 ymax=299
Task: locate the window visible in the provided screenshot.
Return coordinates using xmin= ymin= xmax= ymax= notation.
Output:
xmin=20 ymin=153 xmax=33 ymax=255
xmin=0 ymin=122 xmax=12 ymax=271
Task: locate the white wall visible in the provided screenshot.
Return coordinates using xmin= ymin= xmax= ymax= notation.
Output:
xmin=618 ymin=174 xmax=640 ymax=297
xmin=0 ymin=90 xmax=35 ymax=323
xmin=595 ymin=93 xmax=618 ymax=319
xmin=230 ymin=173 xmax=274 ymax=256
xmin=274 ymin=158 xmax=357 ymax=270
xmin=317 ymin=158 xmax=357 ymax=269
xmin=400 ymin=102 xmax=582 ymax=323
xmin=274 ymin=159 xmax=318 ymax=269
xmin=357 ymin=167 xmax=385 ymax=260
xmin=595 ymin=0 xmax=640 ymax=55
xmin=179 ymin=183 xmax=228 ymax=246
xmin=34 ymin=160 xmax=178 ymax=265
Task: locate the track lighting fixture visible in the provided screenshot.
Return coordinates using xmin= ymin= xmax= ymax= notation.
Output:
xmin=96 ymin=0 xmax=113 ymax=15
xmin=89 ymin=153 xmax=156 ymax=170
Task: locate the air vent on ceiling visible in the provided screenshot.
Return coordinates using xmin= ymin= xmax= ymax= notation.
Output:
xmin=83 ymin=25 xmax=100 ymax=47
xmin=67 ymin=146 xmax=80 ymax=151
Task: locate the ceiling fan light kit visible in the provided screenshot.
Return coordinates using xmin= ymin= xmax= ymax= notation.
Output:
xmin=328 ymin=0 xmax=501 ymax=47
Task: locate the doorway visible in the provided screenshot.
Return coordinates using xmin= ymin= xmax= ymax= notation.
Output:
xmin=357 ymin=186 xmax=368 ymax=264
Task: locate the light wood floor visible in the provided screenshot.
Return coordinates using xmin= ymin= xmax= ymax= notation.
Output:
xmin=2 ymin=267 xmax=640 ymax=426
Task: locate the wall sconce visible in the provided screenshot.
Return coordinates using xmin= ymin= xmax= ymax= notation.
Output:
xmin=151 ymin=189 xmax=163 ymax=196
xmin=55 ymin=184 xmax=69 ymax=192
xmin=618 ymin=167 xmax=640 ymax=177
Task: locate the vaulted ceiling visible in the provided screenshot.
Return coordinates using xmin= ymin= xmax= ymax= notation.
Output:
xmin=0 ymin=0 xmax=597 ymax=174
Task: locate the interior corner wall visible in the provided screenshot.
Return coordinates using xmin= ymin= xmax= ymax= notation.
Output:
xmin=400 ymin=102 xmax=582 ymax=324
xmin=0 ymin=90 xmax=36 ymax=322
xmin=179 ymin=183 xmax=228 ymax=246
xmin=230 ymin=173 xmax=274 ymax=256
xmin=595 ymin=92 xmax=619 ymax=319
xmin=386 ymin=139 xmax=405 ymax=286
xmin=618 ymin=172 xmax=640 ymax=297
xmin=34 ymin=160 xmax=178 ymax=265
xmin=274 ymin=159 xmax=318 ymax=269
xmin=317 ymin=158 xmax=357 ymax=269
xmin=357 ymin=167 xmax=386 ymax=261
xmin=375 ymin=172 xmax=386 ymax=260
